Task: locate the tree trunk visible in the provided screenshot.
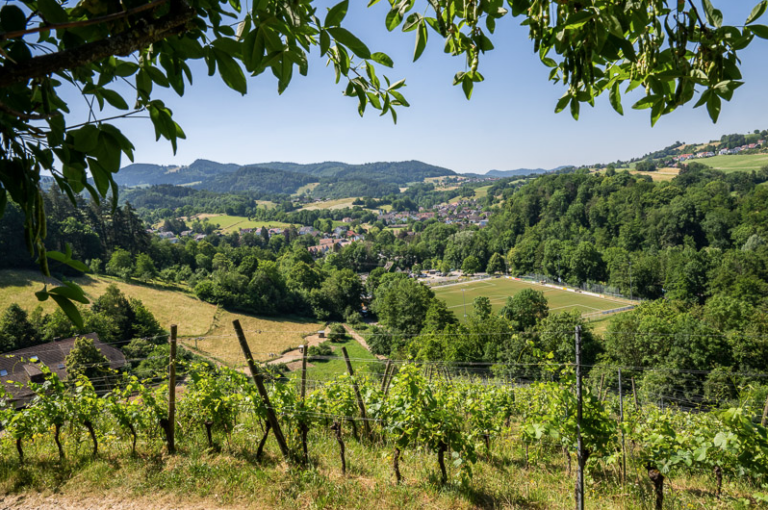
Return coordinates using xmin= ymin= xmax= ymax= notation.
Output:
xmin=437 ymin=441 xmax=448 ymax=484
xmin=714 ymin=465 xmax=723 ymax=499
xmin=393 ymin=447 xmax=403 ymax=483
xmin=483 ymin=434 xmax=491 ymax=458
xmin=331 ymin=421 xmax=346 ymax=475
xmin=350 ymin=419 xmax=359 ymax=442
xmin=647 ymin=465 xmax=664 ymax=510
xmin=84 ymin=420 xmax=98 ymax=457
xmin=564 ymin=446 xmax=571 ymax=477
xmin=54 ymin=423 xmax=65 ymax=461
xmin=256 ymin=422 xmax=271 ymax=461
xmin=16 ymin=437 xmax=24 ymax=464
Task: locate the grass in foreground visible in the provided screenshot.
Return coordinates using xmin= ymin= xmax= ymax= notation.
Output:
xmin=0 ymin=417 xmax=756 ymax=509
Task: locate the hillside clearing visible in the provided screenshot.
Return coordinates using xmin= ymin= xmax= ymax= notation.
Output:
xmin=185 ymin=308 xmax=324 ymax=365
xmin=701 ymin=153 xmax=768 ymax=172
xmin=299 ymin=197 xmax=359 ymax=211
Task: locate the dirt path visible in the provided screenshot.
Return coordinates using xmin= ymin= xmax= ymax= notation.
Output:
xmin=266 ymin=328 xmax=327 ymax=366
xmin=343 ymin=324 xmax=387 ymax=360
xmin=0 ymin=493 xmax=235 ymax=510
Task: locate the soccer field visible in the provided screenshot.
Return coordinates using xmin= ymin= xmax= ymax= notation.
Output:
xmin=431 ymin=278 xmax=627 ymax=319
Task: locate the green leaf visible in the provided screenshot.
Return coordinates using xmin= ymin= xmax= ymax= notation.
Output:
xmin=555 ymin=93 xmax=570 ymax=113
xmin=214 ymin=48 xmax=247 ymax=95
xmin=414 ymin=21 xmax=427 ymax=62
xmin=327 ymin=28 xmax=371 ymax=59
xmin=707 ymin=92 xmax=722 ymax=122
xmin=748 ymin=24 xmax=768 ymax=39
xmin=72 ymin=125 xmax=100 ymax=153
xmin=100 ymin=89 xmax=129 ymax=110
xmin=49 ymin=284 xmax=89 ymax=304
xmin=38 ymin=0 xmax=69 ymax=24
xmin=47 ymin=249 xmax=89 ymax=273
xmin=0 ymin=5 xmax=26 ymax=32
xmin=713 ymin=80 xmax=743 ymax=101
xmin=462 ymin=75 xmax=473 ymax=100
xmin=386 ymin=8 xmax=402 ymax=32
xmin=325 ymin=0 xmax=349 ymax=27
xmin=564 ymin=11 xmax=594 ymax=29
xmin=320 ymin=30 xmax=331 ymax=56
xmin=747 ymin=0 xmax=768 ymax=24
xmin=702 ymin=0 xmax=723 ymax=27
xmin=570 ymin=97 xmax=580 ymax=120
xmin=371 ymin=52 xmax=393 ymax=68
xmin=609 ymin=82 xmax=624 ymax=115
xmin=50 ymin=294 xmax=84 ymax=329
xmin=632 ymin=95 xmax=660 ymax=110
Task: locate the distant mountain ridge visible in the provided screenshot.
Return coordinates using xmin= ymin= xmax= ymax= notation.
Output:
xmin=116 ymin=159 xmax=455 ymax=198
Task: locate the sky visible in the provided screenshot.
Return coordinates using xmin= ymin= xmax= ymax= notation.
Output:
xmin=92 ymin=2 xmax=768 ymax=174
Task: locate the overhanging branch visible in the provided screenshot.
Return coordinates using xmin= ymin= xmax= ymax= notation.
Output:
xmin=0 ymin=2 xmax=196 ymax=89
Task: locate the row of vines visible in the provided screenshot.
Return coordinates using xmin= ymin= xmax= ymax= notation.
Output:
xmin=1 ymin=360 xmax=768 ymax=508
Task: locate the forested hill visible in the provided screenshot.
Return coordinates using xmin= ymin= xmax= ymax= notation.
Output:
xmin=195 ymin=166 xmax=316 ymax=195
xmin=485 ymin=165 xmax=768 ymax=303
xmin=115 ymin=159 xmax=240 ymax=187
xmin=116 ymin=159 xmax=455 ymax=198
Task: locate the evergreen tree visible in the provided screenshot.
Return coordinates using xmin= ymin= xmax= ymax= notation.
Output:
xmin=0 ymin=304 xmax=41 ymax=351
xmin=65 ymin=336 xmax=111 ymax=381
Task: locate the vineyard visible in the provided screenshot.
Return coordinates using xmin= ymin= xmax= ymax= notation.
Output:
xmin=1 ymin=322 xmax=767 ymax=509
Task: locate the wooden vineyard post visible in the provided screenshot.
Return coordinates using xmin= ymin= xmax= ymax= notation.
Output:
xmin=761 ymin=393 xmax=768 ymax=427
xmin=381 ymin=360 xmax=392 ymax=392
xmin=618 ymin=368 xmax=626 ymax=484
xmin=341 ymin=346 xmax=371 ymax=440
xmin=575 ymin=325 xmax=584 ymax=510
xmin=632 ymin=377 xmax=640 ymax=410
xmin=233 ymin=320 xmax=292 ymax=462
xmin=166 ymin=324 xmax=177 ymax=454
xmin=300 ymin=343 xmax=309 ymax=464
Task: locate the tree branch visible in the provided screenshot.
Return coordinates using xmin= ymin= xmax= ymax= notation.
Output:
xmin=0 ymin=0 xmax=170 ymax=41
xmin=0 ymin=2 xmax=195 ymax=89
xmin=0 ymin=101 xmax=60 ymax=120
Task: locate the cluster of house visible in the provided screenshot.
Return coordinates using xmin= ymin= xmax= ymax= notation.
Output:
xmin=0 ymin=333 xmax=126 ymax=408
xmin=376 ymin=201 xmax=489 ymax=227
xmin=672 ymin=140 xmax=765 ymax=162
xmin=148 ymin=229 xmax=207 ymax=244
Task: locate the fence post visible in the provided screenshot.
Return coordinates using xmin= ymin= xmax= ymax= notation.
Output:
xmin=233 ymin=319 xmax=292 ymax=462
xmin=762 ymin=394 xmax=768 ymax=427
xmin=381 ymin=360 xmax=392 ymax=392
xmin=341 ymin=346 xmax=371 ymax=440
xmin=300 ymin=342 xmax=309 ymax=464
xmin=575 ymin=325 xmax=584 ymax=510
xmin=166 ymin=324 xmax=177 ymax=454
xmin=618 ymin=368 xmax=626 ymax=484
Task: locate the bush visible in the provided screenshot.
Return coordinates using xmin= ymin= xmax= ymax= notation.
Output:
xmin=308 ymin=342 xmax=334 ymax=358
xmin=328 ymin=323 xmax=347 ymax=342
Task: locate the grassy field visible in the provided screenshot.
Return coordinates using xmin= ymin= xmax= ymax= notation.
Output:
xmin=203 ymin=215 xmax=292 ymax=233
xmin=293 ymin=182 xmax=320 ymax=197
xmin=432 ymin=278 xmax=627 ymax=320
xmin=254 ymin=200 xmax=278 ymax=209
xmin=700 ymin=153 xmax=768 ymax=172
xmin=300 ymin=197 xmax=359 ymax=211
xmin=183 ymin=308 xmax=324 ymax=365
xmin=0 ymin=270 xmax=322 ymax=348
xmin=288 ymin=334 xmax=379 ymax=382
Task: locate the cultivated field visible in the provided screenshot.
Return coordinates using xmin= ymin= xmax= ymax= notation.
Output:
xmin=202 ymin=214 xmax=292 ymax=233
xmin=701 ymin=153 xmax=768 ymax=172
xmin=432 ymin=277 xmax=627 ymax=319
xmin=300 ymin=197 xmax=359 ymax=210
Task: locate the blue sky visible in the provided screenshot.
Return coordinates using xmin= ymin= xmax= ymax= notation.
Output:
xmin=106 ymin=2 xmax=768 ymax=173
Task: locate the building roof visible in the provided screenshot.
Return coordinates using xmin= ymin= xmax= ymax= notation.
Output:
xmin=0 ymin=333 xmax=126 ymax=407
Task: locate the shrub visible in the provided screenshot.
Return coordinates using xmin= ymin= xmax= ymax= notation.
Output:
xmin=308 ymin=342 xmax=334 ymax=359
xmin=328 ymin=323 xmax=347 ymax=342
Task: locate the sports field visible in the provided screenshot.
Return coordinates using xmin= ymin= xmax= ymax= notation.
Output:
xmin=431 ymin=277 xmax=628 ymax=319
